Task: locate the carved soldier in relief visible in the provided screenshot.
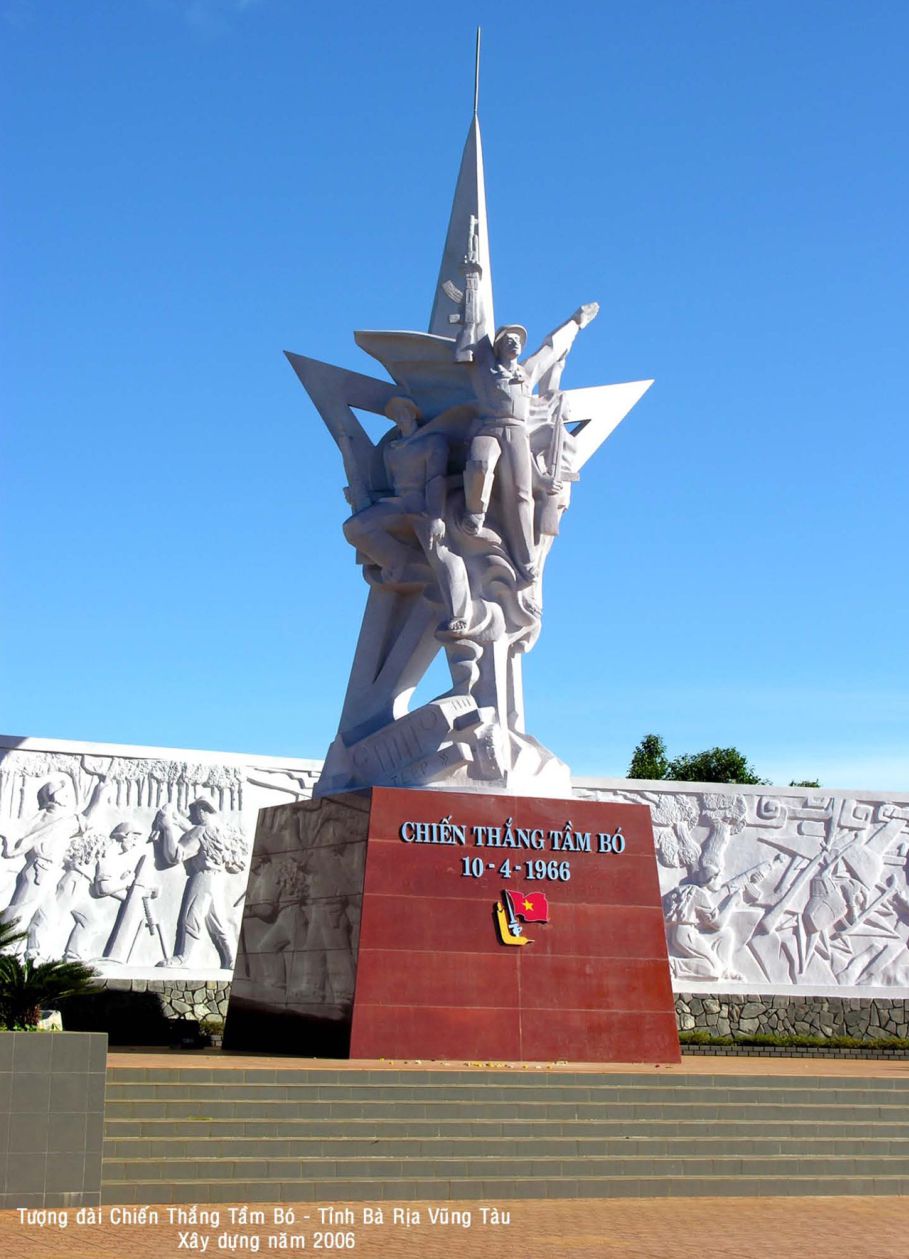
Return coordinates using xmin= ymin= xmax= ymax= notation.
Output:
xmin=0 ymin=773 xmax=108 ymax=958
xmin=155 ymin=799 xmax=244 ymax=970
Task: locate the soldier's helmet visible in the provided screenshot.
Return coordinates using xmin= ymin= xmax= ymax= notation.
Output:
xmin=493 ymin=324 xmax=528 ymax=352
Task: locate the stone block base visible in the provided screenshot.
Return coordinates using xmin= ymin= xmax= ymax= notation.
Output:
xmin=676 ymin=992 xmax=909 ymax=1039
xmin=225 ymin=788 xmax=680 ymax=1062
xmin=59 ymin=979 xmax=230 ymax=1044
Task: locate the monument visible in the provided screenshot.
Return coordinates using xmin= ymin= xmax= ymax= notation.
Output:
xmin=1 ymin=50 xmax=906 ymax=1059
xmin=230 ymin=40 xmax=674 ymax=1062
xmin=285 ymin=60 xmax=651 ymax=800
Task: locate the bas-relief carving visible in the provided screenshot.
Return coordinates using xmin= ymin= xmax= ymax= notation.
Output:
xmin=289 ymin=109 xmax=652 ymax=799
xmin=230 ymin=798 xmax=367 ymax=1022
xmin=588 ymin=784 xmax=909 ymax=996
xmin=0 ymin=744 xmax=318 ymax=978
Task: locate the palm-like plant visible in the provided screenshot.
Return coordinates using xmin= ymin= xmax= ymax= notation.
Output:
xmin=0 ymin=955 xmax=100 ymax=1028
xmin=0 ymin=917 xmax=27 ymax=955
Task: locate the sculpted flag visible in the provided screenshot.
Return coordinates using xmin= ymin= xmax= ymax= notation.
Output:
xmin=507 ymin=889 xmax=549 ymax=922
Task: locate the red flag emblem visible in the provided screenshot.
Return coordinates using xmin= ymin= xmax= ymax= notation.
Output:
xmin=507 ymin=889 xmax=549 ymax=922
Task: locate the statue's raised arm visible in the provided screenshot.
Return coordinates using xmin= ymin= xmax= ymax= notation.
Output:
xmin=523 ymin=302 xmax=600 ymax=387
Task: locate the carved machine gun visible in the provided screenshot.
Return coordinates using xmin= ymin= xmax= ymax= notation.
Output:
xmin=442 ymin=214 xmax=484 ymax=363
xmin=713 ymin=857 xmax=778 ymax=910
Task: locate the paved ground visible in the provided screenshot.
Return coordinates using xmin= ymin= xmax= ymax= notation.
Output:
xmin=107 ymin=1046 xmax=909 ymax=1079
xmin=4 ymin=1197 xmax=909 ymax=1258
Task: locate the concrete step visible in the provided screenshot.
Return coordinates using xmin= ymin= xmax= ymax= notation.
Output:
xmin=102 ymin=1114 xmax=908 ymax=1139
xmin=103 ymin=1080 xmax=909 ymax=1105
xmin=102 ymin=1133 xmax=909 ymax=1160
xmin=105 ymin=1067 xmax=909 ymax=1091
xmin=102 ymin=1153 xmax=909 ymax=1183
xmin=100 ymin=1172 xmax=909 ymax=1205
xmin=103 ymin=1098 xmax=909 ymax=1123
xmin=100 ymin=1066 xmax=909 ymax=1202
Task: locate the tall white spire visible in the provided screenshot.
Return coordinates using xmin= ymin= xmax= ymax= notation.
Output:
xmin=428 ymin=30 xmax=494 ymax=343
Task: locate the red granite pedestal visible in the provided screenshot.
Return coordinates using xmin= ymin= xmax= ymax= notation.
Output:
xmin=224 ymin=787 xmax=680 ymax=1064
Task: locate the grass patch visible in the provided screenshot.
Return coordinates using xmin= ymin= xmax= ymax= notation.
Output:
xmin=679 ymin=1030 xmax=909 ymax=1049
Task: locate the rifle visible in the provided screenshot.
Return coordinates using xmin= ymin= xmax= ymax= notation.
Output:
xmin=442 ymin=214 xmax=484 ymax=363
xmin=339 ymin=420 xmax=374 ymax=513
xmin=714 ymin=858 xmax=778 ymax=909
xmin=537 ymin=394 xmax=578 ymax=537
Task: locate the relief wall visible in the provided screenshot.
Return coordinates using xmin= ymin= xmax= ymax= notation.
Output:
xmin=579 ymin=782 xmax=909 ymax=996
xmin=0 ymin=738 xmax=319 ymax=979
xmin=3 ymin=736 xmax=908 ymax=998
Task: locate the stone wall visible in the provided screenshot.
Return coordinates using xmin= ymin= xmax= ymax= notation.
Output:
xmin=101 ymin=977 xmax=231 ymax=1022
xmin=75 ymin=980 xmax=909 ymax=1049
xmin=675 ymin=992 xmax=909 ymax=1040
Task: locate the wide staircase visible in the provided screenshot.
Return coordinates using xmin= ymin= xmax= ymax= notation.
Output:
xmin=102 ymin=1065 xmax=909 ymax=1203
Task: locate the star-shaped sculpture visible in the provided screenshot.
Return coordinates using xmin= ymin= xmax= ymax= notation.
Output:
xmin=287 ymin=80 xmax=652 ymax=799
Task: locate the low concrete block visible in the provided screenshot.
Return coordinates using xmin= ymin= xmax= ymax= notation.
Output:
xmin=0 ymin=1031 xmax=107 ymax=1208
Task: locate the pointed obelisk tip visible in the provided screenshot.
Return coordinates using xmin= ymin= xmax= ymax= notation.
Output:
xmin=428 ymin=26 xmax=494 ymax=339
xmin=473 ymin=27 xmax=481 ymax=117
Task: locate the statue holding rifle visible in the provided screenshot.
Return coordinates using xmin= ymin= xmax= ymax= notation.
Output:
xmin=461 ymin=303 xmax=599 ymax=586
xmin=287 ymin=41 xmax=652 ymax=796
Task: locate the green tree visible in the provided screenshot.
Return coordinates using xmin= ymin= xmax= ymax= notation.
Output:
xmin=666 ymin=746 xmax=766 ymax=785
xmin=0 ymin=956 xmax=100 ymax=1028
xmin=627 ymin=733 xmax=670 ymax=780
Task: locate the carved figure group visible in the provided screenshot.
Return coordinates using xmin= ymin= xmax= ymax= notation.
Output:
xmin=343 ymin=396 xmax=471 ymax=635
xmin=624 ymin=786 xmax=909 ymax=991
xmin=0 ymin=750 xmax=288 ymax=972
xmin=345 ymin=304 xmax=597 ymax=628
xmin=236 ymin=838 xmax=360 ymax=1009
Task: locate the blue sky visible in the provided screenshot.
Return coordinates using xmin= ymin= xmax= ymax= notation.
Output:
xmin=2 ymin=1 xmax=907 ymax=790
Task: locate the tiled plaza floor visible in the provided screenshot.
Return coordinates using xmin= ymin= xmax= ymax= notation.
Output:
xmin=3 ymin=1197 xmax=909 ymax=1258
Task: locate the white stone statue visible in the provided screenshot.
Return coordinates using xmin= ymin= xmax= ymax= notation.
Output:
xmin=59 ymin=820 xmax=152 ymax=962
xmin=342 ymin=397 xmax=472 ymax=635
xmin=288 ymin=87 xmax=653 ymax=797
xmin=461 ymin=305 xmax=599 ymax=582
